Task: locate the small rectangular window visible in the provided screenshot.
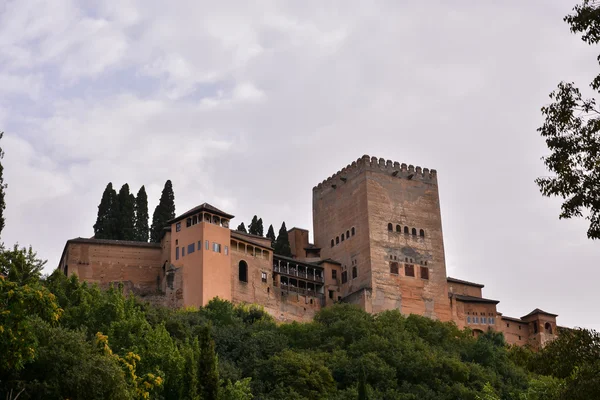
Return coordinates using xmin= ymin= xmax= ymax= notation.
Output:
xmin=198 ymin=241 xmax=202 ymax=251
xmin=182 ymin=247 xmax=186 ymax=257
xmin=192 ymin=215 xmax=198 ymax=225
xmin=518 ymin=335 xmax=522 ymax=340
xmin=329 ymin=290 xmax=334 ymax=299
xmin=474 ymin=316 xmax=479 ymax=324
xmin=482 ymin=317 xmax=487 ymax=324
xmin=467 ymin=316 xmax=471 ymax=324
xmin=332 ymin=270 xmax=337 ymax=279
xmin=261 ymin=272 xmax=267 ymax=282
xmin=205 ymin=240 xmax=209 ymax=250
xmin=175 ymin=247 xmax=179 ymax=260
xmin=188 ymin=243 xmax=195 ymax=254
xmin=213 ymin=243 xmax=221 ymax=253
xmin=507 ymin=323 xmax=510 ymax=328
xmin=420 ymin=266 xmax=429 ymax=280
xmin=186 ymin=218 xmax=192 ymax=227
xmin=490 ymin=317 xmax=495 ymax=325
xmin=518 ymin=325 xmax=521 ymax=330
xmin=225 ymin=246 xmax=229 ymax=255
xmin=390 ymin=262 xmax=399 ymax=274
xmin=176 ymin=222 xmax=181 ymax=232
xmin=341 ymin=271 xmax=348 ymax=284
xmin=405 ymin=264 xmax=415 ymax=277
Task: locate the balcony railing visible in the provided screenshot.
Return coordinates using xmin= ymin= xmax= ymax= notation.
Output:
xmin=277 ymin=284 xmax=325 ymax=298
xmin=273 ymin=264 xmax=324 ymax=283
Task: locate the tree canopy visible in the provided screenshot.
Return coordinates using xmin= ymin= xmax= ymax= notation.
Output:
xmin=135 ymin=186 xmax=150 ymax=242
xmin=266 ymin=225 xmax=276 ymax=248
xmin=150 ymin=180 xmax=176 ymax=243
xmin=273 ymin=222 xmax=292 ymax=257
xmin=536 ymin=0 xmax=600 ymax=239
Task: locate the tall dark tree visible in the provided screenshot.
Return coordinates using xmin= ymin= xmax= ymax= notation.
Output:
xmin=197 ymin=326 xmax=219 ymax=400
xmin=274 ymin=222 xmax=292 ymax=257
xmin=266 ymin=224 xmax=276 ymax=248
xmin=0 ymin=132 xmax=6 ymax=239
xmin=248 ymin=215 xmax=259 ymax=235
xmin=134 ymin=186 xmax=149 ymax=242
xmin=150 ymin=180 xmax=176 ymax=243
xmin=116 ymin=184 xmax=136 ymax=241
xmin=257 ymin=218 xmax=264 ymax=237
xmin=93 ymin=183 xmax=118 ymax=239
xmin=237 ymin=222 xmax=247 ymax=233
xmin=536 ymin=1 xmax=600 ymax=239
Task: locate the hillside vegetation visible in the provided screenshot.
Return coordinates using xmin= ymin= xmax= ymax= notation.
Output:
xmin=1 ymin=267 xmax=598 ymax=400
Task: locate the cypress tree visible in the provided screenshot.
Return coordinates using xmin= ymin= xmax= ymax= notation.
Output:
xmin=134 ymin=186 xmax=149 ymax=242
xmin=0 ymin=132 xmax=6 ymax=239
xmin=248 ymin=215 xmax=259 ymax=235
xmin=150 ymin=180 xmax=176 ymax=243
xmin=274 ymin=222 xmax=292 ymax=257
xmin=198 ymin=326 xmax=219 ymax=400
xmin=237 ymin=222 xmax=247 ymax=233
xmin=257 ymin=218 xmax=264 ymax=236
xmin=117 ymin=184 xmax=136 ymax=241
xmin=94 ymin=183 xmax=118 ymax=239
xmin=266 ymin=224 xmax=276 ymax=248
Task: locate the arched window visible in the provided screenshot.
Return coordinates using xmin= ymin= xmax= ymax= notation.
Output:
xmin=419 ymin=229 xmax=425 ymax=237
xmin=411 ymin=228 xmax=417 ymax=235
xmin=404 ymin=226 xmax=409 ymax=234
xmin=387 ymin=223 xmax=393 ymax=231
xmin=341 ymin=233 xmax=345 ymax=242
xmin=352 ymin=266 xmax=358 ymax=279
xmin=238 ymin=260 xmax=248 ymax=282
xmin=544 ymin=322 xmax=553 ymax=334
xmin=346 ymin=230 xmax=350 ymax=238
xmin=351 ymin=227 xmax=355 ymax=236
xmin=331 ymin=239 xmax=334 ymax=248
xmin=336 ymin=236 xmax=340 ymax=245
xmin=396 ymin=225 xmax=401 ymax=232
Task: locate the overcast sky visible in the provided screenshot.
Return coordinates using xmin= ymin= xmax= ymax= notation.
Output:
xmin=1 ymin=0 xmax=599 ymax=330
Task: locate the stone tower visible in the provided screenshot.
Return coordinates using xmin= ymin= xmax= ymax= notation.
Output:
xmin=313 ymin=155 xmax=452 ymax=321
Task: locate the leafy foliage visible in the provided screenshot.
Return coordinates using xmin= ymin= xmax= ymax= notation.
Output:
xmin=274 ymin=222 xmax=292 ymax=256
xmin=0 ymin=132 xmax=6 ymax=239
xmin=536 ymin=1 xmax=600 ymax=238
xmin=117 ymin=184 xmax=137 ymax=241
xmin=135 ymin=186 xmax=150 ymax=242
xmin=266 ymin=225 xmax=276 ymax=248
xmin=94 ymin=182 xmax=119 ymax=239
xmin=150 ymin=180 xmax=176 ymax=243
xmin=236 ymin=222 xmax=247 ymax=233
xmin=0 ymin=244 xmax=46 ymax=286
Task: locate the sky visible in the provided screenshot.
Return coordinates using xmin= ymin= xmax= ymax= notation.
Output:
xmin=1 ymin=0 xmax=599 ymax=330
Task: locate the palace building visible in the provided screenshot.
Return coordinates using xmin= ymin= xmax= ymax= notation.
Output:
xmin=58 ymin=155 xmax=559 ymax=348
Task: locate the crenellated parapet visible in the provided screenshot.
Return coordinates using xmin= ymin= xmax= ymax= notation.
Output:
xmin=313 ymin=155 xmax=437 ymax=191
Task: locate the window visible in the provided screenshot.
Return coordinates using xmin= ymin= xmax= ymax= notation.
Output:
xmin=188 ymin=243 xmax=195 ymax=254
xmin=192 ymin=215 xmax=198 ymax=225
xmin=533 ymin=323 xmax=538 ymax=334
xmin=352 ymin=266 xmax=357 ymax=279
xmin=405 ymin=264 xmax=415 ymax=277
xmin=518 ymin=325 xmax=521 ymax=330
xmin=474 ymin=316 xmax=479 ymax=324
xmin=329 ymin=290 xmax=334 ymax=299
xmin=336 ymin=236 xmax=339 ymax=245
xmin=346 ymin=230 xmax=350 ymax=238
xmin=341 ymin=233 xmax=345 ymax=242
xmin=545 ymin=322 xmax=553 ymax=334
xmin=351 ymin=227 xmax=355 ymax=236
xmin=411 ymin=228 xmax=417 ymax=235
xmin=420 ymin=266 xmax=429 ymax=280
xmin=519 ymin=335 xmax=522 ymax=340
xmin=419 ymin=229 xmax=425 ymax=237
xmin=341 ymin=271 xmax=348 ymax=284
xmin=404 ymin=226 xmax=409 ymax=234
xmin=182 ymin=247 xmax=185 ymax=257
xmin=261 ymin=272 xmax=267 ymax=282
xmin=396 ymin=225 xmax=401 ymax=232
xmin=186 ymin=218 xmax=192 ymax=227
xmin=390 ymin=262 xmax=399 ymax=274
xmin=467 ymin=316 xmax=471 ymax=324
xmin=205 ymin=240 xmax=209 ymax=250
xmin=176 ymin=222 xmax=181 ymax=232
xmin=198 ymin=241 xmax=202 ymax=251
xmin=482 ymin=317 xmax=487 ymax=324
xmin=176 ymin=247 xmax=180 ymax=260
xmin=332 ymin=270 xmax=337 ymax=279
xmin=175 ymin=239 xmax=178 ymax=245
xmin=239 ymin=261 xmax=248 ymax=282
xmin=507 ymin=323 xmax=510 ymax=328
xmin=490 ymin=317 xmax=495 ymax=325
xmin=213 ymin=243 xmax=221 ymax=253
xmin=225 ymin=246 xmax=229 ymax=255
xmin=388 ymin=223 xmax=393 ymax=231
xmin=331 ymin=239 xmax=334 ymax=248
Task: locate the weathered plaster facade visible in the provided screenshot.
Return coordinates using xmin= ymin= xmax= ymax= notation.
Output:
xmin=59 ymin=155 xmax=559 ymax=347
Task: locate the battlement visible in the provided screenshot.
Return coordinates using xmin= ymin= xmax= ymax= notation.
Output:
xmin=313 ymin=155 xmax=437 ymax=191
